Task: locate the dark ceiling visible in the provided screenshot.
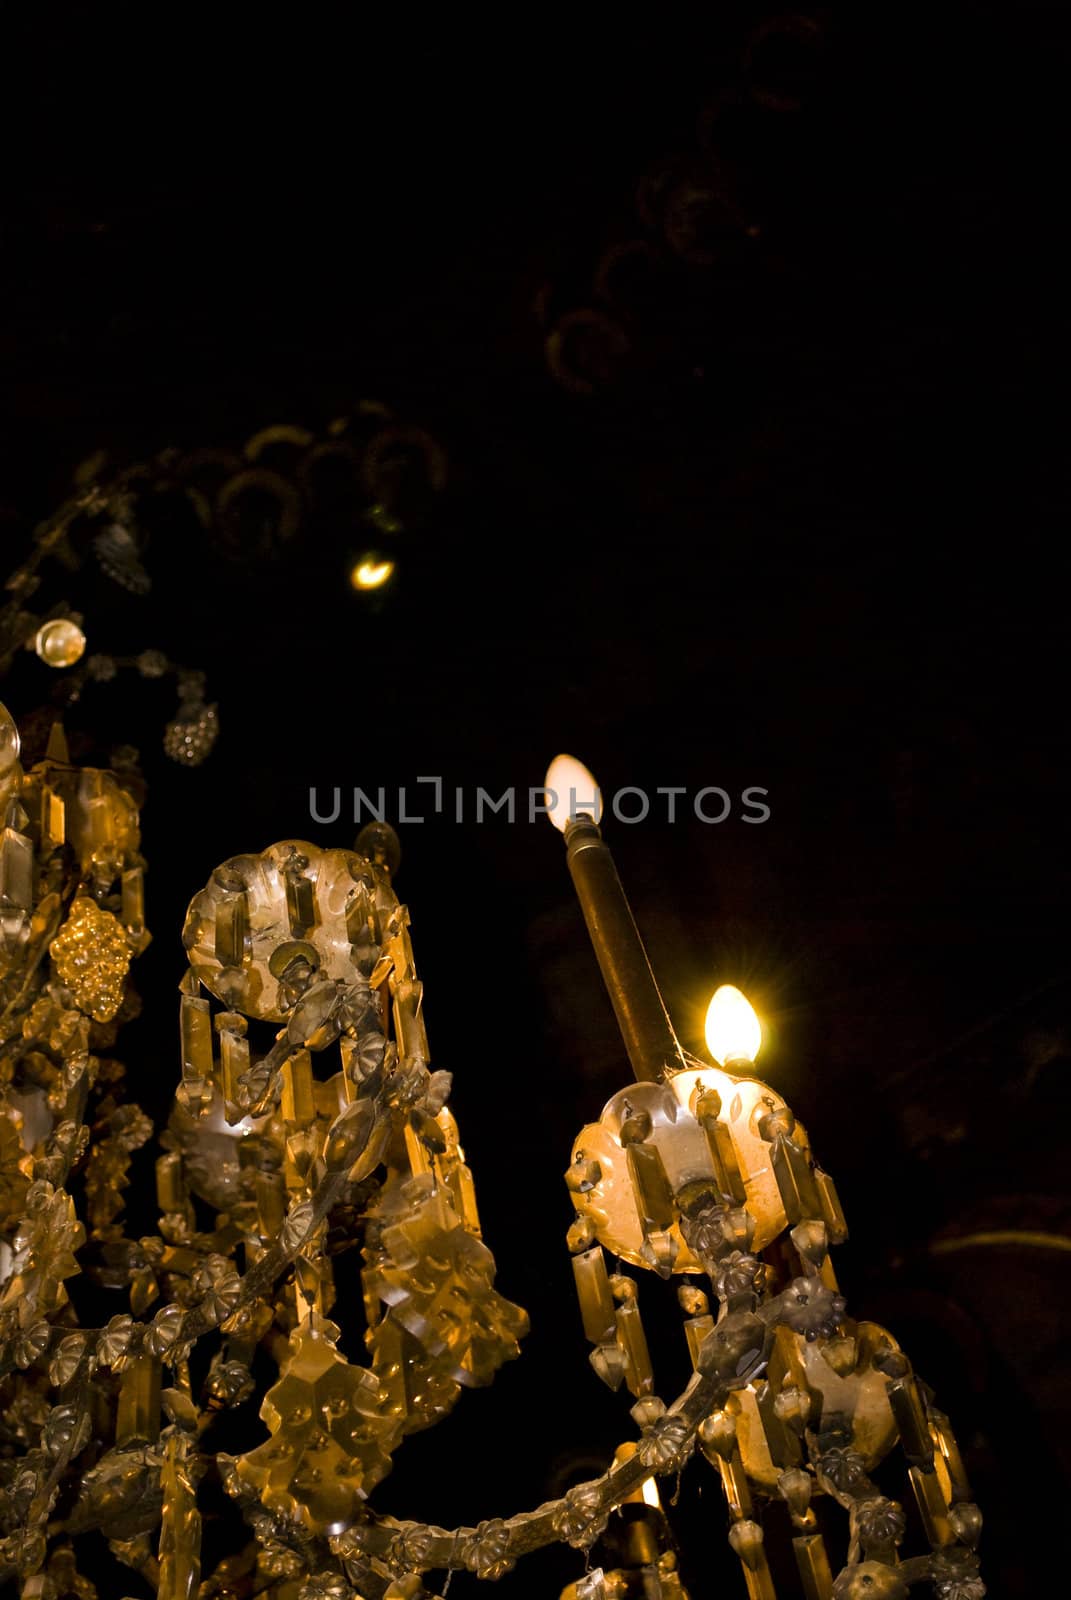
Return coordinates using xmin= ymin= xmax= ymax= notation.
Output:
xmin=2 ymin=6 xmax=1069 ymax=1595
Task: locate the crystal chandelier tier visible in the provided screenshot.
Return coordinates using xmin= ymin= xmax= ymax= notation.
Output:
xmin=0 ymin=706 xmax=984 ymax=1600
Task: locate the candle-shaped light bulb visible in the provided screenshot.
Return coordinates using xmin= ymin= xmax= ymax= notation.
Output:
xmin=544 ymin=753 xmax=603 ymax=831
xmin=704 ymin=984 xmax=762 ymax=1066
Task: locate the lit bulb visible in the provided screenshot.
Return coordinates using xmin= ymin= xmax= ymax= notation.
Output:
xmin=612 ymin=1442 xmax=664 ymax=1509
xmin=704 ymin=984 xmax=762 ymax=1066
xmin=35 ymin=619 xmax=86 ymax=669
xmin=544 ymin=752 xmax=602 ymax=831
xmin=350 ymin=555 xmax=395 ymax=591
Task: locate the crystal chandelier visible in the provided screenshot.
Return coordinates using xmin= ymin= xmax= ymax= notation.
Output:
xmin=0 ymin=706 xmax=985 ymax=1600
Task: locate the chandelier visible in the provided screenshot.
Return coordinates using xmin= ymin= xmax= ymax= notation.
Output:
xmin=0 ymin=707 xmax=985 ymax=1600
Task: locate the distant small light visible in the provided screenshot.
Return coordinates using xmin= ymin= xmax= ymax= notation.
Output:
xmin=350 ymin=555 xmax=395 ymax=591
xmin=35 ymin=619 xmax=87 ymax=668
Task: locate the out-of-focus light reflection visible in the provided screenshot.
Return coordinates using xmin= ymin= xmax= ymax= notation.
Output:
xmin=350 ymin=555 xmax=395 ymax=591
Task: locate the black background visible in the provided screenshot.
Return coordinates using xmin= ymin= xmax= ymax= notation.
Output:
xmin=2 ymin=6 xmax=1069 ymax=1596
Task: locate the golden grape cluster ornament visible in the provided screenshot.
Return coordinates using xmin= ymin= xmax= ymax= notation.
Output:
xmin=50 ymin=898 xmax=132 ymax=1024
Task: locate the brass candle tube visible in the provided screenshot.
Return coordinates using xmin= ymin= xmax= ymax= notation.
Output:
xmin=564 ymin=814 xmax=686 ymax=1083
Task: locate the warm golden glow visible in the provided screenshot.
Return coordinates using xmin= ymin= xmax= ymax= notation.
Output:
xmin=544 ymin=752 xmax=602 ymax=831
xmin=350 ymin=555 xmax=395 ymax=591
xmin=704 ymin=984 xmax=762 ymax=1065
xmin=612 ymin=1442 xmax=663 ymax=1509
